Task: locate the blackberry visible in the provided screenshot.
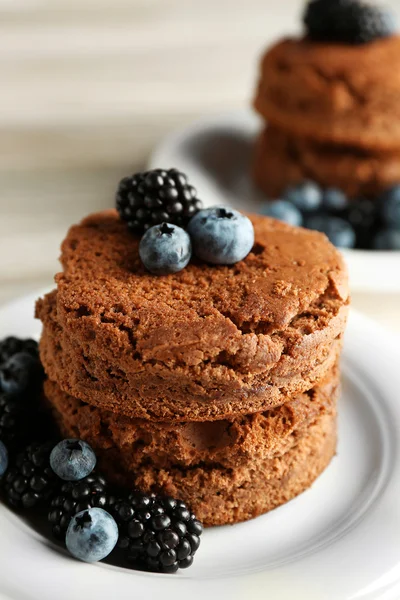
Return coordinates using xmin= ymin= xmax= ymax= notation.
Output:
xmin=116 ymin=168 xmax=203 ymax=234
xmin=0 ymin=440 xmax=8 ymax=477
xmin=113 ymin=493 xmax=203 ymax=573
xmin=3 ymin=441 xmax=58 ymax=509
xmin=304 ymin=0 xmax=351 ymax=41
xmin=48 ymin=473 xmax=116 ymax=540
xmin=304 ymin=0 xmax=396 ymax=44
xmin=0 ymin=391 xmax=26 ymax=447
xmin=0 ymin=337 xmax=38 ymax=365
xmin=0 ymin=385 xmax=55 ymax=450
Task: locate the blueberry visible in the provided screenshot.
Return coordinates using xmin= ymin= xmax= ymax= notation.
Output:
xmin=66 ymin=508 xmax=118 ymax=563
xmin=373 ymin=229 xmax=400 ymax=250
xmin=259 ymin=200 xmax=302 ymax=227
xmin=0 ymin=352 xmax=41 ymax=395
xmin=139 ymin=222 xmax=192 ymax=275
xmin=284 ymin=181 xmax=322 ymax=212
xmin=50 ymin=439 xmax=97 ymax=481
xmin=322 ymin=188 xmax=348 ymax=212
xmin=381 ymin=186 xmax=400 ymax=227
xmin=0 ymin=440 xmax=8 ymax=477
xmin=305 ymin=215 xmax=356 ymax=248
xmin=188 ymin=206 xmax=254 ymax=265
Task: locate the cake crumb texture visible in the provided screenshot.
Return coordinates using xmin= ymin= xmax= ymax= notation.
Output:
xmin=45 ymin=367 xmax=338 ymax=526
xmin=36 ymin=210 xmax=348 ymax=420
xmin=254 ymin=36 xmax=400 ymax=150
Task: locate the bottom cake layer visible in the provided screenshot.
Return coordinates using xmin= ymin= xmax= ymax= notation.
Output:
xmin=45 ymin=374 xmax=338 ymax=526
xmin=253 ymin=125 xmax=400 ymax=199
xmin=135 ymin=413 xmax=336 ymax=526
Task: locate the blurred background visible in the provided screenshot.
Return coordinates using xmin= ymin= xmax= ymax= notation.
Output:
xmin=1 ymin=0 xmax=399 ymax=329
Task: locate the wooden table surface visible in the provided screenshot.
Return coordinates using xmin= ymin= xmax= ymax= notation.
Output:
xmin=1 ymin=0 xmax=399 ymax=332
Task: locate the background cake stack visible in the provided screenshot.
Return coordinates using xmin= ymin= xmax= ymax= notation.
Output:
xmin=36 ymin=208 xmax=349 ymax=526
xmin=252 ymin=0 xmax=400 ymax=201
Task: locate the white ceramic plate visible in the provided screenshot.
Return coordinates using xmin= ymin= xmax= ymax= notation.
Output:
xmin=1 ymin=292 xmax=400 ymax=600
xmin=149 ymin=110 xmax=400 ymax=293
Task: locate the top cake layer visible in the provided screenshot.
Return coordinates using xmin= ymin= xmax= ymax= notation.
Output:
xmin=254 ymin=36 xmax=400 ymax=150
xmin=36 ymin=210 xmax=348 ymax=421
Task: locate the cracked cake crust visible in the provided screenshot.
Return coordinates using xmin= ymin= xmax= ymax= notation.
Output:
xmin=36 ymin=209 xmax=348 ymax=421
xmin=45 ymin=365 xmax=339 ymax=470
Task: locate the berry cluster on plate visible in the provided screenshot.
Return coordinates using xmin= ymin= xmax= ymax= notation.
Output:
xmin=0 ymin=336 xmax=203 ymax=572
xmin=116 ymin=168 xmax=255 ymax=274
xmin=260 ymin=182 xmax=400 ymax=250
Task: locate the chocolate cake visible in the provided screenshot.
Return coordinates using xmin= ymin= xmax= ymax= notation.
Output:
xmin=36 ymin=208 xmax=348 ymax=526
xmin=252 ymin=9 xmax=400 ymax=211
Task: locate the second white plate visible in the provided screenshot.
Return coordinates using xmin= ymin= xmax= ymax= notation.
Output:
xmin=149 ymin=110 xmax=400 ymax=293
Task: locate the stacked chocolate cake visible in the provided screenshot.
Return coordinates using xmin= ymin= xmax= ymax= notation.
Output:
xmin=36 ymin=209 xmax=349 ymax=526
xmin=252 ymin=12 xmax=400 ymax=199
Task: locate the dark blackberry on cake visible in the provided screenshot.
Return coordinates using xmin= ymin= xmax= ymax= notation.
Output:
xmin=304 ymin=0 xmax=350 ymax=42
xmin=48 ymin=473 xmax=116 ymax=540
xmin=113 ymin=493 xmax=203 ymax=573
xmin=116 ymin=168 xmax=203 ymax=234
xmin=304 ymin=0 xmax=396 ymax=45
